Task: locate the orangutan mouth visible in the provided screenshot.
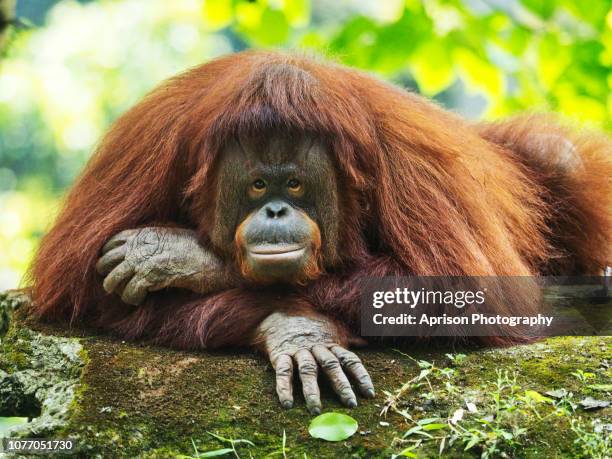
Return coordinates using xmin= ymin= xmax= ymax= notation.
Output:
xmin=248 ymin=244 xmax=307 ymax=262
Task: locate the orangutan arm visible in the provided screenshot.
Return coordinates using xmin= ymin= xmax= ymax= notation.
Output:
xmin=96 ymin=227 xmax=234 ymax=305
xmin=255 ymin=311 xmax=375 ymax=414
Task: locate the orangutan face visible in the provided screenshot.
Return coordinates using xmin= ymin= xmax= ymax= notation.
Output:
xmin=212 ymin=133 xmax=340 ymax=284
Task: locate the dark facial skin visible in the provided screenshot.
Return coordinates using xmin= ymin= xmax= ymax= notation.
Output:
xmin=212 ymin=133 xmax=340 ymax=284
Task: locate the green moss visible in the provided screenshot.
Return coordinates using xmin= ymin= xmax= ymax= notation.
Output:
xmin=1 ymin=292 xmax=609 ymax=457
xmin=0 ymin=290 xmax=29 ymax=339
xmin=0 ymin=327 xmax=33 ymax=372
xmin=50 ymin=337 xmax=608 ymax=458
xmin=0 ymin=299 xmax=86 ymax=436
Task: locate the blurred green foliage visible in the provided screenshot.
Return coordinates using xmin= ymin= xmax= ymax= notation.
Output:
xmin=0 ymin=0 xmax=611 ymax=288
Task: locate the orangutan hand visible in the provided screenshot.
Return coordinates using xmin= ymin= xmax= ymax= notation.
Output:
xmin=96 ymin=227 xmax=227 ymax=305
xmin=257 ymin=312 xmax=374 ymax=414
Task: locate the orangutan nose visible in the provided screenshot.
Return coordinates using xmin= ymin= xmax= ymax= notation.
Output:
xmin=265 ymin=201 xmax=290 ymax=219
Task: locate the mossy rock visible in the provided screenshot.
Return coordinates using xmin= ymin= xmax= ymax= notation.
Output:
xmin=0 ymin=291 xmax=610 ymax=458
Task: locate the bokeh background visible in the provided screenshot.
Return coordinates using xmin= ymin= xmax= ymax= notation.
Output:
xmin=0 ymin=0 xmax=611 ymax=289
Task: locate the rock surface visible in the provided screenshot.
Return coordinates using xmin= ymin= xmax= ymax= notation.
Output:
xmin=0 ymin=291 xmax=610 ymax=458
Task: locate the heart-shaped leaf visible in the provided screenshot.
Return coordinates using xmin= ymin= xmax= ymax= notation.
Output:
xmin=308 ymin=412 xmax=358 ymax=442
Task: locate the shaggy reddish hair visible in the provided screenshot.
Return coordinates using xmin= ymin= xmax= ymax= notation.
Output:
xmin=28 ymin=51 xmax=612 ymax=348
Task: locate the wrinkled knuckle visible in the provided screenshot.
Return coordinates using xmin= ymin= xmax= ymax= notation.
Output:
xmin=321 ymin=358 xmax=340 ymax=371
xmin=343 ymin=356 xmax=363 ymax=368
xmin=276 ymin=364 xmax=292 ymax=376
xmin=134 ymin=283 xmax=148 ymax=295
xmin=277 ymin=368 xmax=292 ymax=378
xmin=298 ymin=362 xmax=317 ymax=375
xmin=141 ymin=264 xmax=162 ymax=281
xmin=122 ymin=259 xmax=137 ymax=270
xmin=337 ymin=383 xmax=353 ymax=394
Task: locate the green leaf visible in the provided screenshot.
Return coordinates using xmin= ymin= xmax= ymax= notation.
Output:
xmin=590 ymin=384 xmax=612 ymax=392
xmin=417 ymin=417 xmax=442 ymax=425
xmin=239 ymin=8 xmax=290 ymax=46
xmin=506 ymin=26 xmax=530 ymax=55
xmin=464 ymin=435 xmax=480 ymax=451
xmin=403 ymin=425 xmax=423 ymax=438
xmin=202 ymin=0 xmax=233 ymax=30
xmin=397 ymin=447 xmax=418 ymax=458
xmin=284 ymin=0 xmax=310 ymax=27
xmin=524 ymin=390 xmax=553 ymax=404
xmin=403 ymin=424 xmax=434 ymax=439
xmin=410 ymin=40 xmax=455 ymax=95
xmin=537 ymin=33 xmax=570 ymax=89
xmin=206 ymin=431 xmax=255 ymax=447
xmin=370 ymin=9 xmax=431 ymax=74
xmin=308 ymin=412 xmax=358 ymax=442
xmin=0 ymin=417 xmax=28 ymax=436
xmin=422 ymin=423 xmax=448 ymax=431
xmin=197 ymin=448 xmax=234 ymax=458
xmin=329 ymin=16 xmax=378 ymax=69
xmin=520 ymin=0 xmax=556 ymax=19
xmin=454 ymin=48 xmax=504 ymax=98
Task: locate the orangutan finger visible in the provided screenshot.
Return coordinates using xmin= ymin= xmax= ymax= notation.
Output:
xmin=331 ymin=346 xmax=375 ymax=398
xmin=103 ymin=262 xmax=135 ymax=295
xmin=96 ymin=245 xmax=127 ymax=275
xmin=102 ymin=229 xmax=138 ymax=253
xmin=295 ymin=349 xmax=321 ymax=415
xmin=274 ymin=354 xmax=294 ymax=409
xmin=120 ymin=275 xmax=151 ymax=306
xmin=312 ymin=345 xmax=357 ymax=408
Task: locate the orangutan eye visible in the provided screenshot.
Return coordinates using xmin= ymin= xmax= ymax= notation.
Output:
xmin=248 ymin=179 xmax=267 ymax=199
xmin=252 ymin=179 xmax=266 ymax=190
xmin=287 ymin=178 xmax=301 ymax=190
xmin=286 ymin=178 xmax=304 ymax=197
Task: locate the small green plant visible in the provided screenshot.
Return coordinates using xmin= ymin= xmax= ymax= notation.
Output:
xmin=571 ymin=418 xmax=611 ymax=459
xmin=182 ymin=432 xmax=255 ymax=458
xmin=446 ymin=370 xmax=530 ymax=458
xmin=383 ymin=351 xmax=458 ymax=417
xmin=263 ymin=430 xmax=289 ymax=459
xmin=445 ymin=353 xmax=467 ymax=365
xmin=387 ymin=359 xmax=595 ymax=459
xmin=571 ymin=369 xmax=596 ymax=383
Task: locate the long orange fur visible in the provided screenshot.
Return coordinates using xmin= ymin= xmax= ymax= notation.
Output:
xmin=28 ymin=51 xmax=612 ymax=348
